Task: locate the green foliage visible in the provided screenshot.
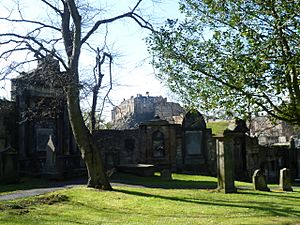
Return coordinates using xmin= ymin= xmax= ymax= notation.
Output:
xmin=207 ymin=121 xmax=230 ymax=136
xmin=0 ymin=174 xmax=300 ymax=224
xmin=148 ymin=0 xmax=300 ymax=125
xmin=82 ymin=111 xmax=110 ymax=131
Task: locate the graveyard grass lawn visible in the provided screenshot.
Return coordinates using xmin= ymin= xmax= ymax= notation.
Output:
xmin=0 ymin=174 xmax=300 ymax=225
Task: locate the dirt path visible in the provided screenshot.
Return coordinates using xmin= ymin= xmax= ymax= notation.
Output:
xmin=0 ymin=185 xmax=76 ymax=201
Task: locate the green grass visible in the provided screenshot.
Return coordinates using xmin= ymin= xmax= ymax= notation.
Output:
xmin=0 ymin=173 xmax=300 ymax=224
xmin=207 ymin=121 xmax=230 ymax=136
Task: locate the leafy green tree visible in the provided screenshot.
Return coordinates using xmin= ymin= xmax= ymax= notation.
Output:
xmin=148 ymin=0 xmax=300 ymax=125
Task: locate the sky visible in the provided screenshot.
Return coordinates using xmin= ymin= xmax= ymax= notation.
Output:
xmin=83 ymin=0 xmax=183 ymax=120
xmin=0 ymin=0 xmax=183 ymax=121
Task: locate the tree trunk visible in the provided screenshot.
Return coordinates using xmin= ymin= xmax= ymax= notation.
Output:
xmin=66 ymin=84 xmax=112 ymax=190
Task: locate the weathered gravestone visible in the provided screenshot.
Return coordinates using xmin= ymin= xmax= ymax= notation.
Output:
xmin=45 ymin=135 xmax=56 ymax=169
xmin=252 ymin=169 xmax=270 ymax=191
xmin=279 ymin=168 xmax=293 ymax=191
xmin=44 ymin=135 xmax=62 ymax=178
xmin=216 ymin=134 xmax=237 ymax=193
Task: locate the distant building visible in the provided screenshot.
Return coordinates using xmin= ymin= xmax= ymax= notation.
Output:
xmin=250 ymin=116 xmax=300 ymax=147
xmin=111 ymin=93 xmax=185 ymax=129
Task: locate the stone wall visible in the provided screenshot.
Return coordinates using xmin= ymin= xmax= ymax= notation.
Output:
xmin=94 ymin=118 xmax=183 ymax=172
xmin=224 ymin=129 xmax=299 ymax=182
xmin=93 ymin=129 xmax=140 ymax=170
xmin=0 ymin=100 xmax=16 ymax=149
xmin=0 ymin=100 xmax=18 ymax=183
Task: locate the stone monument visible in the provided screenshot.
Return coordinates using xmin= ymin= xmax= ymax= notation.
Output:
xmin=216 ymin=133 xmax=237 ymax=193
xmin=252 ymin=169 xmax=270 ymax=191
xmin=279 ymin=168 xmax=293 ymax=191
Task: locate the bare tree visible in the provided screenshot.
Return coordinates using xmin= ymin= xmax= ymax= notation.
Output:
xmin=0 ymin=0 xmax=153 ymax=190
xmin=89 ymin=48 xmax=112 ymax=133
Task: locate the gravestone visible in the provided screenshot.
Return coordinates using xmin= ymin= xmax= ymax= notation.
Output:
xmin=279 ymin=168 xmax=293 ymax=191
xmin=160 ymin=169 xmax=172 ymax=181
xmin=216 ymin=135 xmax=237 ymax=193
xmin=252 ymin=169 xmax=270 ymax=191
xmin=45 ymin=135 xmax=56 ymax=169
xmin=182 ymin=110 xmax=208 ymax=172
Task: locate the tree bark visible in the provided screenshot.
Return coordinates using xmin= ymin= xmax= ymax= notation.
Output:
xmin=66 ymin=84 xmax=112 ymax=190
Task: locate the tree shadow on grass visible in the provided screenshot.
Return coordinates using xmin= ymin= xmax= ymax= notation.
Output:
xmin=110 ymin=173 xmax=217 ymax=189
xmin=115 ymin=188 xmax=300 ymax=218
xmin=240 ymin=189 xmax=300 ymax=200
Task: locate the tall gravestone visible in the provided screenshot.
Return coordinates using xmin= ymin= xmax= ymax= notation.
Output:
xmin=182 ymin=110 xmax=208 ymax=173
xmin=279 ymin=168 xmax=293 ymax=191
xmin=216 ymin=132 xmax=237 ymax=193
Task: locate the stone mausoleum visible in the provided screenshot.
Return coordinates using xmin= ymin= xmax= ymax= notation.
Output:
xmin=3 ymin=57 xmax=85 ymax=180
xmin=0 ymin=56 xmax=299 ymax=184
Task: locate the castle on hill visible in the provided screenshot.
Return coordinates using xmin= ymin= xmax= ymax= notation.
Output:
xmin=111 ymin=92 xmax=185 ymax=129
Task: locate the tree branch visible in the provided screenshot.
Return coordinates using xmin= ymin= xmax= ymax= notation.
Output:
xmin=81 ymin=12 xmax=131 ymax=44
xmin=61 ymin=1 xmax=73 ymax=57
xmin=41 ymin=0 xmax=63 ymax=16
xmin=65 ymin=0 xmax=82 ymax=70
xmin=0 ymin=17 xmax=60 ymax=32
xmin=81 ymin=0 xmax=153 ymax=44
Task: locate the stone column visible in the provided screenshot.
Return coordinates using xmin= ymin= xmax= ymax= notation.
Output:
xmin=279 ymin=168 xmax=293 ymax=191
xmin=216 ymin=134 xmax=237 ymax=193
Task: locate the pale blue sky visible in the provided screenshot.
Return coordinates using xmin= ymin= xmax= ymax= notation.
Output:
xmin=0 ymin=0 xmax=182 ymax=120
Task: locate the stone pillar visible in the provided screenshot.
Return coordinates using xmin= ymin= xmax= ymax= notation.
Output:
xmin=252 ymin=169 xmax=270 ymax=191
xmin=216 ymin=135 xmax=237 ymax=193
xmin=279 ymin=168 xmax=293 ymax=191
